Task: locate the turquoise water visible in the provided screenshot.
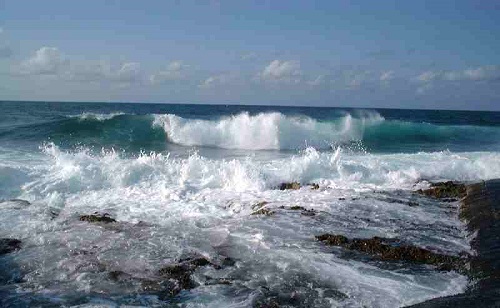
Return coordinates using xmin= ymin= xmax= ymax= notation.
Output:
xmin=0 ymin=101 xmax=499 ymax=307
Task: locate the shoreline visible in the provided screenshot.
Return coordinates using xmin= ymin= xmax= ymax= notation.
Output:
xmin=409 ymin=179 xmax=500 ymax=307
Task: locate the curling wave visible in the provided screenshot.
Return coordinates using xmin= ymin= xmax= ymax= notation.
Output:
xmin=2 ymin=111 xmax=499 ymax=152
xmin=153 ymin=111 xmax=384 ymax=150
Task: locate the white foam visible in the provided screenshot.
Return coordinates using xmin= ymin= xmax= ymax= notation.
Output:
xmin=152 ymin=111 xmax=384 ymax=150
xmin=68 ymin=112 xmax=126 ymax=121
xmin=3 ymin=144 xmax=497 ymax=306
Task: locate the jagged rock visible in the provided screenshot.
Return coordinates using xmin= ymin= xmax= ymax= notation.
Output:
xmin=252 ymin=201 xmax=269 ymax=210
xmin=157 ymin=256 xmax=218 ymax=295
xmin=279 ymin=182 xmax=301 ymax=190
xmin=205 ymin=277 xmax=233 ymax=285
xmin=108 ymin=255 xmax=232 ymax=298
xmin=289 ymin=206 xmax=316 ymax=216
xmin=79 ymin=212 xmax=116 ymax=223
xmin=316 ymin=234 xmax=466 ymax=271
xmin=416 ymin=181 xmax=467 ymax=199
xmin=309 ymin=183 xmax=320 ymax=190
xmin=221 ymin=257 xmax=236 ymax=266
xmin=0 ymin=238 xmax=22 ymax=255
xmin=252 ymin=208 xmax=275 ymax=216
xmin=8 ymin=199 xmax=31 ymax=206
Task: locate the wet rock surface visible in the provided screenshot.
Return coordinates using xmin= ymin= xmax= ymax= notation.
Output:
xmin=316 ymin=234 xmax=466 ymax=271
xmin=0 ymin=238 xmax=21 ymax=255
xmin=107 ymin=256 xmax=229 ymax=298
xmin=157 ymin=257 xmax=222 ymax=296
xmin=251 ymin=208 xmax=275 ymax=216
xmin=416 ymin=181 xmax=467 ymax=200
xmin=79 ymin=213 xmax=117 ymax=223
xmin=288 ymin=205 xmax=316 ymax=216
xmin=408 ymin=179 xmax=500 ymax=307
xmin=278 ymin=182 xmax=301 ymax=190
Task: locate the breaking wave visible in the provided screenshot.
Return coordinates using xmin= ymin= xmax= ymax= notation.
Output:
xmin=2 ymin=111 xmax=499 ymax=152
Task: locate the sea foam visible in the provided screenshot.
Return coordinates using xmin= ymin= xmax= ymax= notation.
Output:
xmin=153 ymin=111 xmax=384 ymax=150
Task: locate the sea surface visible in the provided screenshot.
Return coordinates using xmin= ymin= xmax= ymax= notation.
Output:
xmin=1 ymin=101 xmax=500 ymax=307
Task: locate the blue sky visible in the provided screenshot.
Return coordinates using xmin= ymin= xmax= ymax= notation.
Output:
xmin=1 ymin=0 xmax=499 ymax=110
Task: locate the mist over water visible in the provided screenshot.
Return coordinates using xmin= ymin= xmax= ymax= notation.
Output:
xmin=1 ymin=101 xmax=500 ymax=307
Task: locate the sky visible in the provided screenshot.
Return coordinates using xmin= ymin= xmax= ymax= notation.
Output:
xmin=1 ymin=0 xmax=499 ymax=110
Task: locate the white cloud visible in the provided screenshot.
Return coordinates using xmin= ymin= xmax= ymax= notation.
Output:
xmin=416 ymin=66 xmax=500 ymax=83
xmin=260 ymin=60 xmax=301 ymax=83
xmin=416 ymin=70 xmax=441 ymax=83
xmin=20 ymin=47 xmax=67 ymax=75
xmin=112 ymin=62 xmax=141 ymax=83
xmin=150 ymin=61 xmax=187 ymax=84
xmin=380 ymin=70 xmax=395 ymax=82
xmin=198 ymin=74 xmax=230 ymax=89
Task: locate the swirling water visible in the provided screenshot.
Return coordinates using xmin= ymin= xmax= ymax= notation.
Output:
xmin=1 ymin=101 xmax=500 ymax=307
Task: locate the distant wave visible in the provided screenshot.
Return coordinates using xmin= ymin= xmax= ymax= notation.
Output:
xmin=67 ymin=112 xmax=127 ymax=121
xmin=153 ymin=111 xmax=384 ymax=150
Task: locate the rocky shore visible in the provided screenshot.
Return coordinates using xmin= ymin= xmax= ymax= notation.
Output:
xmin=408 ymin=179 xmax=500 ymax=307
xmin=1 ymin=180 xmax=497 ymax=307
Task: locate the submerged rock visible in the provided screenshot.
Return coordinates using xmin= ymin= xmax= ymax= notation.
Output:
xmin=316 ymin=234 xmax=466 ymax=271
xmin=289 ymin=206 xmax=316 ymax=216
xmin=252 ymin=201 xmax=269 ymax=210
xmin=416 ymin=181 xmax=467 ymax=199
xmin=279 ymin=182 xmax=301 ymax=190
xmin=309 ymin=183 xmax=320 ymax=190
xmin=158 ymin=256 xmax=219 ymax=296
xmin=79 ymin=212 xmax=116 ymax=223
xmin=0 ymin=238 xmax=22 ymax=255
xmin=251 ymin=208 xmax=275 ymax=216
xmin=7 ymin=199 xmax=31 ymax=206
xmin=108 ymin=256 xmax=227 ymax=298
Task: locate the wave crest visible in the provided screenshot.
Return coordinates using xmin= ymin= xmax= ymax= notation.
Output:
xmin=153 ymin=111 xmax=384 ymax=150
xmin=68 ymin=112 xmax=127 ymax=121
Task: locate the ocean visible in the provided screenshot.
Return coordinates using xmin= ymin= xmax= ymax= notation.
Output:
xmin=1 ymin=101 xmax=500 ymax=307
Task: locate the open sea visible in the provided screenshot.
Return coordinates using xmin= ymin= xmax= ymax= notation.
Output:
xmin=1 ymin=101 xmax=500 ymax=307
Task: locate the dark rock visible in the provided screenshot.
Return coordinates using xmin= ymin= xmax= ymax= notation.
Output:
xmin=309 ymin=183 xmax=320 ymax=190
xmin=288 ymin=205 xmax=316 ymax=216
xmin=254 ymin=298 xmax=281 ymax=308
xmin=158 ymin=264 xmax=195 ymax=290
xmin=417 ymin=181 xmax=467 ymax=199
xmin=79 ymin=212 xmax=116 ymax=223
xmin=205 ymin=277 xmax=233 ymax=285
xmin=316 ymin=234 xmax=349 ymax=246
xmin=338 ymin=197 xmax=346 ymax=201
xmin=301 ymin=209 xmax=316 ymax=216
xmin=157 ymin=256 xmax=216 ymax=295
xmin=252 ymin=208 xmax=275 ymax=216
xmin=221 ymin=257 xmax=236 ymax=267
xmin=316 ymin=234 xmax=466 ymax=271
xmin=108 ymin=270 xmax=132 ymax=282
xmin=0 ymin=238 xmax=22 ymax=255
xmin=8 ymin=199 xmax=31 ymax=206
xmin=279 ymin=182 xmax=301 ymax=190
